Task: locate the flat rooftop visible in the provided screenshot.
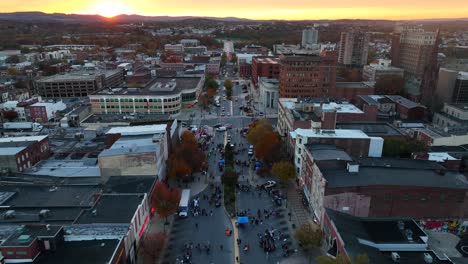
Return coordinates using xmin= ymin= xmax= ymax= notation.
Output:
xmin=95 ymin=76 xmax=201 ymax=96
xmin=1 ymin=225 xmax=62 ymax=247
xmin=291 ymin=128 xmax=371 ymax=139
xmin=336 ymin=122 xmax=405 ymax=137
xmin=322 ymin=158 xmax=468 ymax=189
xmin=448 ymin=103 xmax=468 ymax=111
xmin=106 ymin=124 xmax=167 ymax=136
xmin=24 ymin=159 xmax=100 ymax=178
xmin=103 ymin=176 xmax=157 ymax=194
xmin=35 ymin=239 xmax=120 ymax=264
xmin=335 ymin=81 xmax=375 ymax=89
xmin=0 ymin=184 xmax=99 ymax=207
xmin=0 ymin=141 xmax=35 ymax=155
xmin=304 ymin=144 xmax=352 ymax=161
xmin=75 ymin=194 xmax=144 ymax=224
xmin=36 ymin=69 xmax=122 ymax=83
xmin=0 ymin=135 xmax=47 ymax=143
xmin=99 ymin=135 xmax=159 ymax=157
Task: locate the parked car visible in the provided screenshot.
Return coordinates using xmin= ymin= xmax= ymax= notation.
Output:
xmin=248 ymin=150 xmax=254 ymax=156
xmin=225 ymin=123 xmax=233 ymax=129
xmin=181 ymin=122 xmax=188 ymax=127
xmin=213 ymin=124 xmax=222 ymax=128
xmin=216 ymin=126 xmax=227 ymax=132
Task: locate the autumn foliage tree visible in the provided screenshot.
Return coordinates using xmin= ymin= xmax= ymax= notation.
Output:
xmin=271 ymin=161 xmax=296 ymax=183
xmin=224 ymin=79 xmax=233 ymax=97
xmin=139 ymin=232 xmax=167 ymax=262
xmin=167 ymin=131 xmax=206 ymax=180
xmin=316 ymin=254 xmax=369 ymax=264
xmin=246 ymin=119 xmax=282 ymax=163
xmin=151 ymin=182 xmax=181 ymax=224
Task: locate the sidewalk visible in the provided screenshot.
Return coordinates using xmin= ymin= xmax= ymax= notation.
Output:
xmin=286 ymin=182 xmax=311 ymax=228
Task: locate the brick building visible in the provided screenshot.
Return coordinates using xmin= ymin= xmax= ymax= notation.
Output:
xmin=0 ymin=135 xmax=50 ymax=173
xmin=333 ymin=82 xmax=375 ymax=103
xmin=303 ymin=156 xmax=468 ymax=220
xmin=251 ymin=57 xmax=280 ymax=87
xmin=278 ymin=51 xmax=337 ymax=98
xmin=357 ymin=95 xmax=426 ymax=120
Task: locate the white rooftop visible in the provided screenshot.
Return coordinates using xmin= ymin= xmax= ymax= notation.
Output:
xmin=427 ymin=152 xmax=457 ymax=162
xmin=106 ymin=125 xmax=167 ymax=136
xmin=291 ymin=128 xmax=370 ymax=139
xmin=320 ymin=102 xmax=363 ymax=114
xmin=0 ymin=135 xmax=47 ymax=143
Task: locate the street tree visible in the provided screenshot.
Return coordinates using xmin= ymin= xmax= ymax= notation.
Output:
xmin=246 ymin=119 xmax=281 ymax=163
xmin=198 ymin=93 xmax=210 ymax=109
xmin=139 ymin=232 xmax=167 ymax=263
xmin=316 ymin=254 xmax=369 ymax=264
xmin=151 ymin=182 xmax=181 ymax=226
xmin=271 ymin=161 xmax=296 ymax=183
xmin=205 ymin=75 xmax=219 ymax=90
xmin=374 ymin=75 xmax=405 ymax=95
xmin=295 ymin=222 xmax=322 ymax=252
xmin=167 ymin=131 xmax=206 ymax=180
xmin=224 ymin=79 xmax=233 ymax=97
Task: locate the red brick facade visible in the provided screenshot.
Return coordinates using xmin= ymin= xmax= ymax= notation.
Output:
xmin=14 ymin=137 xmax=50 ymax=172
xmin=279 ymin=52 xmax=337 ymax=98
xmin=325 ymin=185 xmax=468 ymax=219
xmin=251 ymin=57 xmax=280 ymax=87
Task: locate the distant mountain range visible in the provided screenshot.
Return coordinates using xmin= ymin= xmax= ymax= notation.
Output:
xmin=0 ymin=12 xmax=467 ymax=23
xmin=0 ymin=12 xmax=252 ymax=23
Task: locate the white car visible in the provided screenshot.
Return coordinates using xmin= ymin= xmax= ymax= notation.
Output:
xmin=216 ymin=126 xmax=227 ymax=132
xmin=248 ymin=150 xmax=253 ymax=156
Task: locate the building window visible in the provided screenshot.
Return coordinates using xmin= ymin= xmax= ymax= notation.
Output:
xmin=402 ymin=194 xmax=409 ymax=201
xmin=16 ymin=251 xmax=27 ymax=255
xmin=297 ymin=157 xmax=300 ymax=164
xmin=440 ymin=194 xmax=446 ymax=203
xmin=384 ymin=194 xmax=392 ymax=202
xmin=6 ymin=251 xmax=13 ymax=255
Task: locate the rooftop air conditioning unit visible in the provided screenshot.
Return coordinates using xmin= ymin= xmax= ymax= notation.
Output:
xmin=39 ymin=209 xmax=51 ymax=218
xmin=424 ymin=253 xmax=433 ymax=263
xmin=391 ymin=252 xmax=400 ymax=263
xmin=5 ymin=210 xmax=16 ymax=219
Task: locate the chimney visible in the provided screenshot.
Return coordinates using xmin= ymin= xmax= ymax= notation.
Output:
xmin=347 ymin=162 xmax=359 ymax=173
xmin=321 ymin=110 xmax=337 ymax=130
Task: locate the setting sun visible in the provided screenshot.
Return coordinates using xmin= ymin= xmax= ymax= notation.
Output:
xmin=86 ymin=1 xmax=134 ymax=17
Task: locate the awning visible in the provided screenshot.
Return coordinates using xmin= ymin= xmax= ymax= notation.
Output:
xmin=237 ymin=216 xmax=249 ymax=224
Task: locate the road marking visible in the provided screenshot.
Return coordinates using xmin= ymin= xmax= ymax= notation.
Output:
xmin=230 ymin=100 xmax=233 ymax=116
xmin=224 ymin=131 xmax=228 ymax=146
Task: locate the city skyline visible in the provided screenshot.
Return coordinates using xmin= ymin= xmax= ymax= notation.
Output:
xmin=1 ymin=0 xmax=468 ymax=20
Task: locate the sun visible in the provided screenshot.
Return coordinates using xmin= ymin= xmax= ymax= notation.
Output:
xmin=87 ymin=1 xmax=135 ymax=18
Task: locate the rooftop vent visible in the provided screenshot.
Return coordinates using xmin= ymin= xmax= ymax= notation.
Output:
xmin=92 ymin=209 xmax=98 ymax=217
xmin=347 ymin=162 xmax=359 ymax=173
xmin=398 ymin=221 xmax=405 ymax=231
xmin=4 ymin=210 xmax=16 ymax=219
xmin=39 ymin=209 xmax=51 ymax=218
xmin=405 ymin=229 xmax=413 ymax=241
xmin=424 ymin=253 xmax=433 ymax=263
xmin=391 ymin=252 xmax=400 ymax=263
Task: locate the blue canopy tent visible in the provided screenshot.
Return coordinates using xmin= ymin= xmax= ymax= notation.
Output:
xmin=237 ymin=216 xmax=249 ymax=224
xmin=218 ymin=159 xmax=225 ymax=165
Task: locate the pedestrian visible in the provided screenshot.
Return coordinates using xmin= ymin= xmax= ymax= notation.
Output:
xmin=210 ymin=210 xmax=213 ymax=216
xmin=195 ymin=223 xmax=198 ymax=229
xmin=236 ymin=256 xmax=239 ymax=263
xmin=220 ymin=244 xmax=223 ymax=251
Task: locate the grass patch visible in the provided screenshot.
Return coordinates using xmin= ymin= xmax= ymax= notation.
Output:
xmin=224 ymin=183 xmax=236 ymax=217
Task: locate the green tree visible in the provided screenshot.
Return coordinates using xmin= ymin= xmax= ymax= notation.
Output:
xmin=382 ymin=137 xmax=428 ymax=158
xmin=295 ymin=222 xmax=322 ymax=251
xmin=205 ymin=75 xmax=219 ymax=91
xmin=224 ymin=79 xmax=233 ymax=98
xmin=221 ymin=53 xmax=227 ymax=67
xmin=271 ymin=161 xmax=296 ymax=183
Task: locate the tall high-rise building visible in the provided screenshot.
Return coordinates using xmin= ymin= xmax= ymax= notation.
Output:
xmin=338 ymin=31 xmax=369 ymax=66
xmin=302 ymin=29 xmax=318 ymax=49
xmin=278 ymin=51 xmax=337 ymax=98
xmin=391 ymin=27 xmax=438 ymax=78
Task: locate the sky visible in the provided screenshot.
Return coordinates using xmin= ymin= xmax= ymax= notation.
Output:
xmin=1 ymin=0 xmax=468 ymax=20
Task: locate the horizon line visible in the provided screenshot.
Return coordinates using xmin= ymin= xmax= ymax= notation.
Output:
xmin=1 ymin=11 xmax=468 ymax=22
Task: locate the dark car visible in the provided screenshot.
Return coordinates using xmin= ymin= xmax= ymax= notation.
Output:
xmin=213 ymin=124 xmax=222 ymax=128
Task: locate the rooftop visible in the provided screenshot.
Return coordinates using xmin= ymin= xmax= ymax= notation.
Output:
xmin=386 ymin=95 xmax=424 ymax=109
xmin=99 ymin=135 xmax=159 ymax=157
xmin=94 ymin=76 xmax=201 ymax=96
xmin=304 ymin=144 xmax=352 ymax=161
xmin=36 ymin=69 xmax=122 ymax=83
xmin=35 ymin=239 xmax=121 ymax=264
xmin=0 ymin=184 xmax=98 ymax=207
xmin=448 ymin=103 xmax=468 ymax=111
xmin=427 ymin=152 xmax=458 ymax=162
xmin=103 ymin=176 xmax=157 ymax=194
xmin=106 ymin=124 xmax=167 ymax=136
xmin=0 ymin=135 xmax=47 ymax=143
xmin=75 ymin=194 xmax=144 ymax=224
xmin=325 ymin=209 xmax=453 ymax=264
xmin=322 ymin=158 xmax=468 ymax=189
xmin=253 ymin=57 xmax=280 ymax=64
xmin=335 ymin=81 xmax=375 ymax=89
xmin=0 ymin=141 xmax=35 ymax=155
xmin=1 ymin=225 xmax=62 ymax=247
xmin=291 ymin=128 xmax=371 ymax=139
xmin=336 ymin=122 xmax=405 ymax=137
xmin=24 ymin=159 xmax=100 ymax=178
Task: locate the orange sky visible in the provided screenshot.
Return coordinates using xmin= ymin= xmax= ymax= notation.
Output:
xmin=1 ymin=0 xmax=468 ymax=20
